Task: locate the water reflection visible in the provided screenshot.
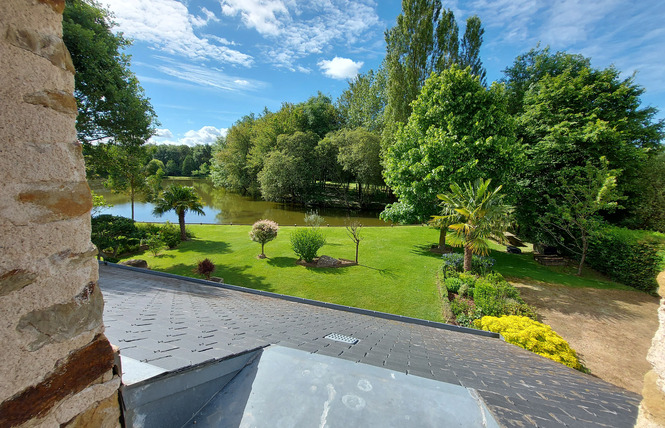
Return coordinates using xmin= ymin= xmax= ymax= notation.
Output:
xmin=90 ymin=178 xmax=390 ymax=226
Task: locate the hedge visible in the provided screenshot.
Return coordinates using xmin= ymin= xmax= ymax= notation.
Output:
xmin=586 ymin=226 xmax=665 ymax=293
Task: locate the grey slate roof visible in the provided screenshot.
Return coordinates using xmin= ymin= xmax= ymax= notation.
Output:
xmin=100 ymin=263 xmax=641 ymax=427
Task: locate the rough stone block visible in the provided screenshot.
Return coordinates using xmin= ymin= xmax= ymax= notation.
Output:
xmin=18 ymin=181 xmax=93 ymax=223
xmin=17 ymin=281 xmax=104 ymax=351
xmin=61 ymin=391 xmax=121 ymax=428
xmin=0 ymin=334 xmax=114 ymax=427
xmin=24 ymin=89 xmax=77 ymax=115
xmin=3 ymin=23 xmax=74 ymax=73
xmin=55 ymin=378 xmax=121 ymax=425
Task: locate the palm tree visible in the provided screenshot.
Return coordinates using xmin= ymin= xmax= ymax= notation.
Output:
xmin=433 ymin=179 xmax=512 ymax=271
xmin=152 ymin=185 xmax=205 ymax=241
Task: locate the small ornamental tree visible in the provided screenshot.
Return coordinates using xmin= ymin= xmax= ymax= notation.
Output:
xmin=345 ymin=221 xmax=363 ymax=263
xmin=250 ymin=220 xmax=279 ymax=258
xmin=195 ymin=258 xmax=216 ymax=280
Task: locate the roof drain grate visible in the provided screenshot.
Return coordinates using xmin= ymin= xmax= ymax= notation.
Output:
xmin=324 ymin=333 xmax=359 ymax=345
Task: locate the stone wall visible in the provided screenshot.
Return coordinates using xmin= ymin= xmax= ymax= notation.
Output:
xmin=0 ymin=1 xmax=120 ymax=427
xmin=636 ymin=274 xmax=665 ymax=427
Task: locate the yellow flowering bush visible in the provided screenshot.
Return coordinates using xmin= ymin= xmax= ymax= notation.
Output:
xmin=474 ymin=315 xmax=583 ymax=371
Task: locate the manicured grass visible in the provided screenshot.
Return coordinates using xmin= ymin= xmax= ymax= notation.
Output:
xmin=119 ymin=225 xmax=634 ymax=322
xmin=123 ymin=225 xmax=446 ymax=322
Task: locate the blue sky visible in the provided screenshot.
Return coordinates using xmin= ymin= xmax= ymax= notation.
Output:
xmin=99 ymin=0 xmax=665 ymax=146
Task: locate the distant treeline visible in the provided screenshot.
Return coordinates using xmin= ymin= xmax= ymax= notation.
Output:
xmin=210 ymin=93 xmax=387 ymax=209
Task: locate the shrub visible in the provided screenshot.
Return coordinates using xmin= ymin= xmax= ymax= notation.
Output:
xmin=441 ymin=253 xmax=495 ymax=275
xmin=143 ymin=234 xmax=166 ymax=256
xmin=458 ymin=272 xmax=477 ymax=288
xmin=250 ymin=219 xmax=279 ymax=257
xmin=444 ymin=277 xmax=463 ymax=293
xmin=290 ymin=228 xmax=326 ymax=262
xmin=586 ymin=226 xmax=664 ymax=293
xmin=304 ymin=210 xmax=325 ymax=227
xmin=474 ymin=316 xmax=583 ymax=370
xmin=195 ymin=258 xmax=216 ymax=280
xmin=91 ymin=214 xmax=142 ymax=258
xmin=472 ymin=278 xmax=537 ymax=319
xmin=449 ymin=296 xmax=482 ymax=327
xmin=458 ymin=283 xmax=473 ymax=298
xmin=160 ymin=221 xmax=182 ymax=248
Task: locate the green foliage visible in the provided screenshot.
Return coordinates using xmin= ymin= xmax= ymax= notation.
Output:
xmin=337 ymin=68 xmax=386 ymax=132
xmin=250 ymin=220 xmax=279 ymax=257
xmin=320 ymin=128 xmax=383 ymax=206
xmin=304 ymin=211 xmax=325 ymax=227
xmin=290 ymin=228 xmax=326 ymax=262
xmin=257 ymin=131 xmax=320 ymax=203
xmin=153 ymin=185 xmax=205 ymax=240
xmin=449 ymin=296 xmax=482 ymax=327
xmin=629 ymin=152 xmax=665 ymax=232
xmin=383 ymin=1 xmax=485 ymax=129
xmin=540 ymin=157 xmax=623 ymax=275
xmin=504 ymin=47 xmax=664 ymax=240
xmin=435 ymin=178 xmax=512 ymax=271
xmin=382 ymin=66 xmax=518 ymax=225
xmin=91 ymin=190 xmax=112 ymax=216
xmin=159 ymin=221 xmax=181 ymax=248
xmin=474 ymin=316 xmax=583 ymax=370
xmin=586 ymin=226 xmax=664 ymax=293
xmin=441 ymin=253 xmax=495 ymax=275
xmin=444 ymin=277 xmax=462 ymax=293
xmin=143 ymin=234 xmax=166 ymax=256
xmin=63 ymin=0 xmax=157 ymax=146
xmin=91 ymin=214 xmax=142 ymax=258
xmin=473 ymin=278 xmax=536 ymax=319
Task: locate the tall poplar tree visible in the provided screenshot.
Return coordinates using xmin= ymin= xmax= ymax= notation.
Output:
xmin=460 ymin=15 xmax=486 ymax=85
xmin=383 ymin=0 xmax=486 ymax=145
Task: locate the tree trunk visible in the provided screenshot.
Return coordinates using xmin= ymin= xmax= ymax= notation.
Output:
xmin=577 ymin=236 xmax=588 ymax=276
xmin=355 ymin=242 xmax=359 ymax=263
xmin=130 ymin=187 xmax=135 ymax=221
xmin=438 ymin=228 xmax=447 ymax=249
xmin=261 ymin=242 xmax=265 ymax=257
xmin=178 ymin=211 xmax=187 ymax=241
xmin=463 ymin=244 xmax=473 ymax=272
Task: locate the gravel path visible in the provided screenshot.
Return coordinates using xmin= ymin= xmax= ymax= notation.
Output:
xmin=512 ymin=274 xmax=663 ymax=394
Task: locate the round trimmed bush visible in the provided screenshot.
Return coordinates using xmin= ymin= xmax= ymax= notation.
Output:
xmin=250 ymin=219 xmax=279 ymax=257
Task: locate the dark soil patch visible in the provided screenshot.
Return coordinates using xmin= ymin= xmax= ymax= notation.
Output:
xmin=295 ymin=258 xmax=358 ymax=268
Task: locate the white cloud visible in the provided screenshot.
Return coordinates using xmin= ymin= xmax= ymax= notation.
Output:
xmin=149 ymin=126 xmax=228 ymax=146
xmin=154 ymin=128 xmax=173 ymax=138
xmin=220 ymin=0 xmax=289 ymax=36
xmin=154 ymin=60 xmax=267 ymax=92
xmin=318 ymin=57 xmax=363 ymax=79
xmin=220 ymin=0 xmax=380 ymax=69
xmin=101 ymin=0 xmax=252 ymax=65
xmin=191 ymin=7 xmax=220 ymax=28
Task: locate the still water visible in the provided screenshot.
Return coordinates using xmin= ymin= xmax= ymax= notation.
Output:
xmin=90 ymin=178 xmax=390 ymax=226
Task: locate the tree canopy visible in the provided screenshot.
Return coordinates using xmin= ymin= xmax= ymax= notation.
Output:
xmin=63 ymin=0 xmax=157 ymax=145
xmin=383 ymin=0 xmax=486 ymax=132
xmin=504 ymin=47 xmax=664 ymax=240
xmin=382 ymin=66 xmax=519 ymax=224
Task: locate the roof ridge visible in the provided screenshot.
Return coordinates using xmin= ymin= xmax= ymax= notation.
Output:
xmin=103 ymin=262 xmax=500 ymax=340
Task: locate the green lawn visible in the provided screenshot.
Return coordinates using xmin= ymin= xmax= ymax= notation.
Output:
xmin=119 ymin=225 xmax=632 ymax=322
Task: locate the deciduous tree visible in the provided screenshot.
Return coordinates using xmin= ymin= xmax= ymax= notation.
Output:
xmin=382 ymin=66 xmax=519 ymax=234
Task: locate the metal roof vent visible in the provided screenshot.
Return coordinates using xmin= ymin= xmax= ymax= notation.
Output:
xmin=324 ymin=333 xmax=359 ymax=345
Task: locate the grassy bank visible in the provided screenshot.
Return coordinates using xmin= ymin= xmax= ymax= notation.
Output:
xmin=119 ymin=225 xmax=632 ymax=322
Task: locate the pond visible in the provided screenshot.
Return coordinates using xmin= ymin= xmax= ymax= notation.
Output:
xmin=90 ymin=178 xmax=391 ymax=226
